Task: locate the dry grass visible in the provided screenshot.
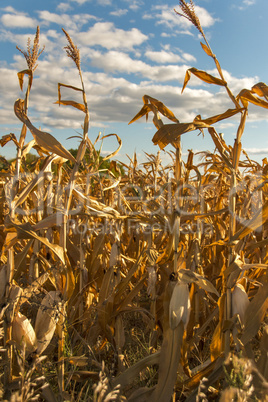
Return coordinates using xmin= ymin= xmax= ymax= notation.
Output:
xmin=0 ymin=2 xmax=268 ymax=401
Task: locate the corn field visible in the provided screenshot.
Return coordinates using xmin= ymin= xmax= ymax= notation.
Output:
xmin=0 ymin=1 xmax=268 ymax=401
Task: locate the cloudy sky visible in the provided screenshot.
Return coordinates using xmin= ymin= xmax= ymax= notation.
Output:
xmin=0 ymin=0 xmax=268 ymax=165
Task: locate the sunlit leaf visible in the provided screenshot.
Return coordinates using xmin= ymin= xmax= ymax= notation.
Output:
xmin=14 ymin=99 xmax=76 ymax=162
xmin=17 ymin=69 xmax=33 ymax=91
xmin=182 ymin=67 xmax=226 ymax=93
xmin=251 ymin=82 xmax=268 ymax=100
xmin=101 ymin=133 xmax=122 ymax=161
xmin=236 ymin=88 xmax=268 ymax=109
xmin=200 ymin=42 xmax=213 ymax=57
xmin=54 ymin=100 xmax=86 ymax=112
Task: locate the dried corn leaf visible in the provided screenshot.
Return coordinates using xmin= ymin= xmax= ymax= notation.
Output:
xmin=33 ymin=213 xmax=64 ymax=231
xmin=236 ymin=89 xmax=268 ymax=109
xmin=210 ymin=294 xmax=226 ymax=361
xmin=54 ymin=100 xmax=86 ymax=112
xmin=202 ymin=108 xmax=244 ymax=126
xmin=251 ymin=82 xmax=268 ymax=100
xmin=152 ymin=121 xmax=210 ymax=150
xmin=101 ymin=133 xmax=122 ymax=161
xmin=182 ymin=67 xmax=226 ymax=93
xmin=17 ymin=69 xmax=33 ymax=91
xmin=178 ymin=269 xmax=219 ymax=296
xmin=129 ymin=95 xmax=179 ymax=125
xmin=128 ymin=387 xmax=155 ymax=402
xmin=257 ymin=325 xmax=268 ymax=380
xmin=57 ymin=82 xmax=83 ymax=103
xmin=7 ymin=219 xmax=65 ymax=264
xmin=231 ymin=200 xmax=268 ymax=242
xmin=0 ymin=133 xmax=19 ymax=148
xmin=240 ymin=274 xmax=268 ymax=346
xmin=145 ymin=95 xmax=179 ymax=122
xmin=14 ymin=99 xmax=76 ymax=163
xmin=149 ymin=323 xmax=184 ymax=402
xmin=112 ymin=351 xmax=160 ymax=389
xmin=128 ymin=103 xmax=153 ymax=124
xmin=200 ymin=42 xmax=213 ymax=57
xmin=21 ymin=139 xmax=36 ymax=158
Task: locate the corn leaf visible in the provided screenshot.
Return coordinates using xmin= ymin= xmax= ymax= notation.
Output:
xmin=54 ymin=100 xmax=86 ymax=112
xmin=6 ymin=219 xmax=65 ymax=264
xmin=152 ymin=121 xmax=210 ymax=150
xmin=14 ymin=99 xmax=76 ymax=163
xmin=17 ymin=69 xmax=33 ymax=91
xmin=236 ymin=89 xmax=268 ymax=109
xmin=101 ymin=133 xmax=122 ymax=161
xmin=182 ymin=67 xmax=226 ymax=93
xmin=251 ymin=82 xmax=268 ymax=100
xmin=200 ymin=42 xmax=213 ymax=57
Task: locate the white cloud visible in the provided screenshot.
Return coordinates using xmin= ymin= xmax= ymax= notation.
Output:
xmin=243 ymin=0 xmax=256 ymax=5
xmin=233 ymin=0 xmax=256 ymax=10
xmin=98 ymin=0 xmax=112 ymax=5
xmin=37 ymin=10 xmax=97 ymax=29
xmin=123 ymin=0 xmax=144 ymax=12
xmin=144 ymin=4 xmax=217 ymax=33
xmin=69 ymin=0 xmax=90 ymax=4
xmin=182 ymin=52 xmax=197 ymax=63
xmin=56 ymin=3 xmax=72 ymax=12
xmin=1 ymin=13 xmax=37 ymax=28
xmin=244 ymin=147 xmax=268 ymax=155
xmin=76 ymin=22 xmax=148 ymax=50
xmin=145 ymin=50 xmax=183 ymax=64
xmin=89 ymin=49 xmax=191 ymax=82
xmin=110 ymin=9 xmax=128 ymax=17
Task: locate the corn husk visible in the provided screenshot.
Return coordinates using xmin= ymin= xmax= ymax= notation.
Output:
xmin=35 ymin=291 xmax=62 ymax=355
xmin=169 ymin=282 xmax=191 ymax=330
xmin=12 ymin=312 xmax=37 ymax=356
xmin=231 ymin=283 xmax=249 ymax=324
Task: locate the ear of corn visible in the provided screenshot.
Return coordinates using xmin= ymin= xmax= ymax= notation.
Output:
xmin=34 ymin=291 xmax=62 ymax=355
xmin=169 ymin=282 xmax=191 ymax=330
xmin=12 ymin=312 xmax=37 ymax=356
xmin=231 ymin=283 xmax=249 ymax=325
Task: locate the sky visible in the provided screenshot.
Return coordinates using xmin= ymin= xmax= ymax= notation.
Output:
xmin=0 ymin=0 xmax=268 ymax=166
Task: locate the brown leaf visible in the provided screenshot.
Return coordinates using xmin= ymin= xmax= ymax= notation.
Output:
xmin=14 ymin=99 xmax=76 ymax=162
xmin=236 ymin=89 xmax=268 ymax=109
xmin=129 ymin=95 xmax=179 ymax=125
xmin=251 ymin=82 xmax=268 ymax=100
xmin=149 ymin=323 xmax=184 ymax=402
xmin=182 ymin=67 xmax=226 ymax=93
xmin=0 ymin=133 xmax=19 ymax=148
xmin=240 ymin=274 xmax=268 ymax=346
xmin=144 ymin=95 xmax=179 ymax=123
xmin=101 ymin=133 xmax=122 ymax=161
xmin=152 ymin=121 xmax=210 ymax=150
xmin=54 ymin=100 xmax=86 ymax=112
xmin=129 ymin=103 xmax=152 ymax=125
xmin=231 ymin=200 xmax=268 ymax=242
xmin=202 ymin=108 xmax=244 ymax=126
xmin=57 ymin=82 xmax=83 ymax=103
xmin=200 ymin=42 xmax=213 ymax=57
xmin=6 ymin=219 xmax=65 ymax=264
xmin=17 ymin=69 xmax=33 ymax=91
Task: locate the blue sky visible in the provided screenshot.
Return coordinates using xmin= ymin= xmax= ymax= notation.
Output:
xmin=0 ymin=0 xmax=268 ymax=165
